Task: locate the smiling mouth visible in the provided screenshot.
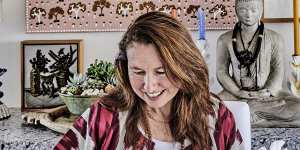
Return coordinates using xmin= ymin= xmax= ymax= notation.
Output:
xmin=145 ymin=90 xmax=165 ymax=98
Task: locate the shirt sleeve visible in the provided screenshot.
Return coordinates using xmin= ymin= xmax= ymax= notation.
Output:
xmin=214 ymin=102 xmax=245 ymax=150
xmin=53 ymin=102 xmax=120 ymax=150
xmin=53 ymin=108 xmax=92 ymax=150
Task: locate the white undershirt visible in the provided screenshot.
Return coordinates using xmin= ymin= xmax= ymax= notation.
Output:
xmin=152 ymin=138 xmax=181 ymax=150
xmin=137 ymin=125 xmax=182 ymax=150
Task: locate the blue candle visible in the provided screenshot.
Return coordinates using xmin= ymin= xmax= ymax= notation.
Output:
xmin=197 ymin=8 xmax=206 ymax=40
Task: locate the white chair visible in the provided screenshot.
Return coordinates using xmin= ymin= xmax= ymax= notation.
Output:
xmin=224 ymin=101 xmax=251 ymax=150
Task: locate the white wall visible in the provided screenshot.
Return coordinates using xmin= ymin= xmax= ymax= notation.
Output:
xmin=0 ymin=0 xmax=295 ymax=107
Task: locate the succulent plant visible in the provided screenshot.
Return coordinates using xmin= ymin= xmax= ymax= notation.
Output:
xmin=87 ymin=59 xmax=116 ymax=86
xmin=66 ymin=86 xmax=82 ymax=95
xmin=60 ymin=73 xmax=87 ymax=95
xmin=67 ymin=73 xmax=87 ymax=87
xmin=85 ymin=78 xmax=105 ymax=90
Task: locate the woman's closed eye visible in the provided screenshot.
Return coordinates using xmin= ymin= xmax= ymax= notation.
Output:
xmin=156 ymin=70 xmax=166 ymax=75
xmin=134 ymin=71 xmax=145 ymax=75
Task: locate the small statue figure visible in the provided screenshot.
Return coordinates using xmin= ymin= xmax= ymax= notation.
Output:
xmin=216 ymin=0 xmax=300 ymax=127
xmin=0 ymin=67 xmax=10 ymax=120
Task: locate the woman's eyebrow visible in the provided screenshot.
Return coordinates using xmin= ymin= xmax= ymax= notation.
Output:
xmin=129 ymin=66 xmax=142 ymax=70
xmin=155 ymin=67 xmax=164 ymax=70
xmin=129 ymin=66 xmax=164 ymax=70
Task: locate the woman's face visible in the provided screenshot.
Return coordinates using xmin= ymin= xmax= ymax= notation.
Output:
xmin=236 ymin=1 xmax=262 ymax=26
xmin=127 ymin=42 xmax=180 ymax=109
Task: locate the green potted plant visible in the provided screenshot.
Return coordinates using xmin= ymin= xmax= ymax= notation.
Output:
xmin=87 ymin=59 xmax=116 ymax=92
xmin=59 ymin=60 xmax=116 ymax=115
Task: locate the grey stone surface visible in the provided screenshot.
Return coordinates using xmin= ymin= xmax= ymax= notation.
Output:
xmin=0 ymin=108 xmax=62 ymax=150
xmin=252 ymin=128 xmax=300 ymax=149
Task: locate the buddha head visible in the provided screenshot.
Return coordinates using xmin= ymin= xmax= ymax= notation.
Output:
xmin=235 ymin=0 xmax=263 ymax=26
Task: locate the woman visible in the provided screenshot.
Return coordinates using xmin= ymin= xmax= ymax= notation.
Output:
xmin=54 ymin=12 xmax=244 ymax=150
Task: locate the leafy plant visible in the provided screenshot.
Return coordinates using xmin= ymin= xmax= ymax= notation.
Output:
xmin=87 ymin=59 xmax=116 ymax=86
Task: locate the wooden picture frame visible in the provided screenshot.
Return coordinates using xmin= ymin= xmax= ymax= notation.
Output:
xmin=21 ymin=40 xmax=83 ymax=111
xmin=262 ymin=0 xmax=295 ymax=23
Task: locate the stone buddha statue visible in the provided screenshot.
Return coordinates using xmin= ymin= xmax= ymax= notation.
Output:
xmin=216 ymin=0 xmax=300 ymax=127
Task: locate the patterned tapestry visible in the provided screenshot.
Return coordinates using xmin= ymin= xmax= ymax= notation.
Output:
xmin=25 ymin=0 xmax=236 ymax=33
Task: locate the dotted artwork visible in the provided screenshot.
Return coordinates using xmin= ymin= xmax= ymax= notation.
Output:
xmin=25 ymin=0 xmax=236 ymax=33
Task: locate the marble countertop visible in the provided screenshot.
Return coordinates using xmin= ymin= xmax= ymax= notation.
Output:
xmin=252 ymin=128 xmax=300 ymax=150
xmin=0 ymin=108 xmax=62 ymax=150
xmin=1 ymin=108 xmax=300 ymax=150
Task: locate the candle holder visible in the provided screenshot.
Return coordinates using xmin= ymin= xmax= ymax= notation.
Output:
xmin=195 ymin=39 xmax=214 ymax=87
xmin=195 ymin=39 xmax=209 ymax=60
xmin=289 ymin=55 xmax=300 ymax=97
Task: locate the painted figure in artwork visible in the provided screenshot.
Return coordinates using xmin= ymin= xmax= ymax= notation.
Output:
xmin=216 ymin=0 xmax=300 ymax=127
xmin=49 ymin=46 xmax=77 ymax=90
xmin=40 ymin=74 xmax=56 ymax=98
xmin=29 ymin=49 xmax=50 ymax=97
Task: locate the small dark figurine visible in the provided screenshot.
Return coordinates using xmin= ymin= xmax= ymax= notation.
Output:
xmin=0 ymin=68 xmax=10 ymax=120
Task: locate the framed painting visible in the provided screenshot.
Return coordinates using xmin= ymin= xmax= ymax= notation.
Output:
xmin=262 ymin=0 xmax=295 ymax=23
xmin=21 ymin=40 xmax=83 ymax=111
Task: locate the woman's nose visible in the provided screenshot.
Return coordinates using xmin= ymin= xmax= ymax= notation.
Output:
xmin=143 ymin=74 xmax=158 ymax=92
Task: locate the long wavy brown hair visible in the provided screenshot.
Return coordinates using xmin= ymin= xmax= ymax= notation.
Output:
xmin=102 ymin=11 xmax=214 ymax=149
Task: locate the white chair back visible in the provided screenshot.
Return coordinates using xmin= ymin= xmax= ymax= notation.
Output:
xmin=224 ymin=101 xmax=251 ymax=150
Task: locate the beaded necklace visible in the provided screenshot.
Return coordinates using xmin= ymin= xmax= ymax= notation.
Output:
xmin=232 ymin=22 xmax=264 ymax=77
